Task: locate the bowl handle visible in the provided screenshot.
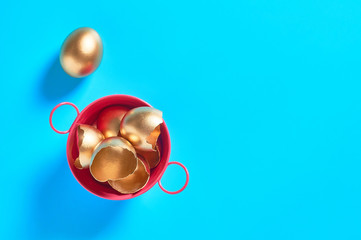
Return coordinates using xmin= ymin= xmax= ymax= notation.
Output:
xmin=49 ymin=102 xmax=79 ymax=134
xmin=158 ymin=161 xmax=189 ymax=194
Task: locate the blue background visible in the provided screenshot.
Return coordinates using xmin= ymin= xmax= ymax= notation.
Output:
xmin=1 ymin=0 xmax=361 ymax=239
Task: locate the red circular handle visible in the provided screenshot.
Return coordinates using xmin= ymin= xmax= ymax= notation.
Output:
xmin=158 ymin=161 xmax=189 ymax=194
xmin=49 ymin=102 xmax=79 ymax=134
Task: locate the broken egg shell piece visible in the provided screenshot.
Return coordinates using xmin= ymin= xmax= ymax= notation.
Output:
xmin=108 ymin=157 xmax=150 ymax=194
xmin=76 ymin=124 xmax=105 ymax=169
xmin=136 ymin=145 xmax=160 ymax=169
xmin=137 ymin=155 xmax=151 ymax=173
xmin=74 ymin=158 xmax=82 ymax=169
xmin=90 ymin=137 xmax=138 ymax=182
xmin=120 ymin=107 xmax=163 ymax=151
xmin=97 ymin=106 xmax=129 ymax=138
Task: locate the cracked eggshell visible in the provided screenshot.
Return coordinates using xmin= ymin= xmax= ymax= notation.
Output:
xmin=108 ymin=157 xmax=150 ymax=194
xmin=90 ymin=137 xmax=138 ymax=182
xmin=97 ymin=106 xmax=129 ymax=138
xmin=120 ymin=107 xmax=163 ymax=151
xmin=136 ymin=145 xmax=160 ymax=169
xmin=76 ymin=124 xmax=105 ymax=169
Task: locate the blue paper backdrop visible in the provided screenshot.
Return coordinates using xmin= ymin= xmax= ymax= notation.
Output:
xmin=1 ymin=0 xmax=361 ymax=239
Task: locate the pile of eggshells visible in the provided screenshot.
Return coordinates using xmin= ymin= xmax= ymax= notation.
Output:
xmin=75 ymin=106 xmax=163 ymax=194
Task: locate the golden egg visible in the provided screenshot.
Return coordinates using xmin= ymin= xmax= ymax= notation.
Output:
xmin=108 ymin=158 xmax=150 ymax=194
xmin=75 ymin=124 xmax=104 ymax=169
xmin=97 ymin=106 xmax=129 ymax=138
xmin=120 ymin=107 xmax=163 ymax=151
xmin=90 ymin=137 xmax=138 ymax=182
xmin=60 ymin=27 xmax=103 ymax=78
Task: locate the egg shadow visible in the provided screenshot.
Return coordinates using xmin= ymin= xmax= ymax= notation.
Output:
xmin=40 ymin=53 xmax=85 ymax=101
xmin=28 ymin=154 xmax=129 ymax=239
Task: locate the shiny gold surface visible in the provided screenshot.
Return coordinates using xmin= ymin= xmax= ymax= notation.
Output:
xmin=97 ymin=106 xmax=128 ymax=138
xmin=136 ymin=145 xmax=160 ymax=169
xmin=108 ymin=158 xmax=150 ymax=194
xmin=90 ymin=137 xmax=138 ymax=182
xmin=120 ymin=107 xmax=163 ymax=151
xmin=60 ymin=27 xmax=103 ymax=78
xmin=76 ymin=124 xmax=104 ymax=169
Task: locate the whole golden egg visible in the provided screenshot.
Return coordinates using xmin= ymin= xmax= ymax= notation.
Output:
xmin=60 ymin=27 xmax=103 ymax=78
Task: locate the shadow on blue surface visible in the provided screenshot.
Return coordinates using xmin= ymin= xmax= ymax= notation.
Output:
xmin=28 ymin=155 xmax=127 ymax=239
xmin=40 ymin=54 xmax=85 ymax=101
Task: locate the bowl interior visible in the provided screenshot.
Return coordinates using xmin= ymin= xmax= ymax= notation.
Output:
xmin=66 ymin=95 xmax=171 ymax=200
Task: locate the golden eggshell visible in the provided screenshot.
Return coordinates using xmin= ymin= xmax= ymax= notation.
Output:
xmin=74 ymin=158 xmax=82 ymax=169
xmin=90 ymin=137 xmax=138 ymax=182
xmin=120 ymin=107 xmax=163 ymax=151
xmin=136 ymin=145 xmax=160 ymax=169
xmin=76 ymin=124 xmax=104 ymax=169
xmin=60 ymin=27 xmax=103 ymax=78
xmin=97 ymin=106 xmax=129 ymax=138
xmin=108 ymin=158 xmax=150 ymax=194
